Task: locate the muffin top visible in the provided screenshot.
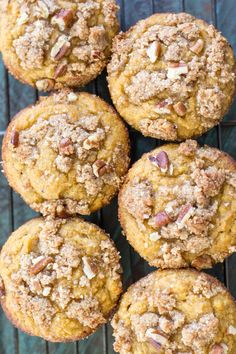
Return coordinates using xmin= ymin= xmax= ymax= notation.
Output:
xmin=112 ymin=269 xmax=236 ymax=354
xmin=119 ymin=140 xmax=236 ymax=269
xmin=0 ymin=0 xmax=119 ymax=90
xmin=108 ymin=12 xmax=236 ymax=141
xmin=2 ymin=91 xmax=130 ymax=216
xmin=0 ymin=217 xmax=122 ymax=341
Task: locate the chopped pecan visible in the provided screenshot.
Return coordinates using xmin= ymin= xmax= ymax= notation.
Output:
xmin=146 ymin=328 xmax=168 ymax=350
xmin=191 ymin=255 xmax=213 ymax=270
xmin=167 ymin=62 xmax=188 ymax=79
xmin=59 ymin=138 xmax=74 ymax=155
xmin=149 ymin=151 xmax=169 ymax=173
xmin=177 ymin=204 xmax=192 ymax=222
xmin=82 ymin=256 xmax=97 ymax=280
xmin=190 ymin=39 xmax=204 ymax=55
xmin=36 ymin=79 xmax=55 ymax=91
xmin=173 ymin=102 xmax=186 ymax=117
xmin=146 ymin=41 xmax=162 ymax=63
xmin=54 ymin=62 xmax=67 ymax=78
xmin=209 ymin=344 xmax=224 ymax=354
xmin=51 ymin=35 xmax=71 ymax=61
xmin=92 ymin=160 xmax=110 ymax=177
xmin=29 ymin=256 xmax=54 ymax=275
xmin=0 ymin=277 xmax=5 ymax=298
xmin=155 ymin=100 xmax=172 ymax=114
xmin=11 ymin=130 xmax=19 ymax=148
xmin=53 ymin=8 xmax=74 ymax=30
xmin=154 ymin=211 xmax=171 ymax=228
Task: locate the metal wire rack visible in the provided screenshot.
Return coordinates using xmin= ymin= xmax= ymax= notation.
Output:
xmin=0 ymin=0 xmax=236 ymax=353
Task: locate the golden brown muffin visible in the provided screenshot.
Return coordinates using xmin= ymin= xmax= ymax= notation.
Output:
xmin=0 ymin=217 xmax=122 ymax=342
xmin=0 ymin=0 xmax=119 ymax=91
xmin=2 ymin=91 xmax=130 ymax=216
xmin=112 ymin=269 xmax=236 ymax=354
xmin=107 ymin=12 xmax=236 ymax=141
xmin=119 ymin=140 xmax=236 ymax=269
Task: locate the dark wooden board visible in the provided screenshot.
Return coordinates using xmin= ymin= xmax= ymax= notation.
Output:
xmin=0 ymin=1 xmax=236 ymax=353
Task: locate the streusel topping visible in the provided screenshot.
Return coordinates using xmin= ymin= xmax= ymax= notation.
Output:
xmin=108 ymin=13 xmax=235 ymax=140
xmin=112 ymin=270 xmax=236 ymax=354
xmin=3 ymin=91 xmax=130 ymax=216
xmin=119 ymin=140 xmax=236 ymax=269
xmin=0 ymin=0 xmax=119 ymax=89
xmin=0 ymin=217 xmax=122 ymax=341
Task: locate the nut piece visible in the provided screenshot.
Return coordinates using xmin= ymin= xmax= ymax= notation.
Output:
xmin=191 ymin=254 xmax=213 ymax=270
xmin=11 ymin=130 xmax=19 ymax=148
xmin=146 ymin=328 xmax=168 ymax=349
xmin=82 ymin=256 xmax=97 ymax=280
xmin=29 ymin=256 xmax=54 ymax=275
xmin=209 ymin=344 xmax=225 ymax=354
xmin=36 ymin=79 xmax=55 ymax=91
xmin=173 ymin=102 xmax=186 ymax=117
xmin=149 ymin=151 xmax=169 ymax=173
xmin=176 ymin=203 xmax=194 ymax=229
xmin=92 ymin=160 xmax=109 ymax=177
xmin=155 ymin=99 xmax=172 ymax=114
xmin=51 ymin=35 xmax=71 ymax=61
xmin=190 ymin=39 xmax=204 ymax=55
xmin=54 ymin=62 xmax=67 ymax=78
xmin=228 ymin=325 xmax=236 ymax=335
xmin=154 ymin=211 xmax=171 ymax=228
xmin=0 ymin=277 xmax=5 ymax=298
xmin=52 ymin=8 xmax=74 ymax=31
xmin=167 ymin=62 xmax=188 ymax=79
xmin=146 ymin=41 xmax=161 ymax=63
xmin=59 ymin=138 xmax=74 ymax=155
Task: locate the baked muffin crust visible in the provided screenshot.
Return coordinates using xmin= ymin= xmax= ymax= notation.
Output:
xmin=119 ymin=140 xmax=236 ymax=269
xmin=112 ymin=270 xmax=236 ymax=353
xmin=0 ymin=0 xmax=119 ymax=90
xmin=0 ymin=217 xmax=122 ymax=341
xmin=2 ymin=91 xmax=130 ymax=216
xmin=108 ymin=12 xmax=236 ymax=141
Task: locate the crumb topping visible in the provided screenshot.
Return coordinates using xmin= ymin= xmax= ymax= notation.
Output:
xmin=3 ymin=0 xmax=119 ymax=89
xmin=112 ymin=271 xmax=235 ymax=354
xmin=121 ymin=140 xmax=236 ymax=268
xmin=9 ymin=96 xmax=126 ymax=216
xmin=1 ymin=218 xmax=122 ymax=332
xmin=108 ymin=13 xmax=235 ymax=139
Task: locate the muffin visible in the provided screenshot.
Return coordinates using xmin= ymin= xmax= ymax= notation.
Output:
xmin=0 ymin=0 xmax=119 ymax=91
xmin=107 ymin=12 xmax=236 ymax=141
xmin=112 ymin=269 xmax=236 ymax=353
xmin=0 ymin=217 xmax=122 ymax=342
xmin=2 ymin=90 xmax=130 ymax=216
xmin=119 ymin=140 xmax=236 ymax=269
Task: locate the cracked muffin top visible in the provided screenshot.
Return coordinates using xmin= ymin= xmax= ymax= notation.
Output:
xmin=119 ymin=140 xmax=236 ymax=269
xmin=107 ymin=12 xmax=236 ymax=141
xmin=0 ymin=217 xmax=122 ymax=341
xmin=2 ymin=91 xmax=130 ymax=216
xmin=0 ymin=0 xmax=119 ymax=90
xmin=112 ymin=269 xmax=236 ymax=354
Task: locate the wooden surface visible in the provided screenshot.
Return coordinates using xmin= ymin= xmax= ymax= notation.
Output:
xmin=0 ymin=0 xmax=236 ymax=353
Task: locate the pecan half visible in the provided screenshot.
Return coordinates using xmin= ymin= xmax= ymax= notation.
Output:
xmin=173 ymin=102 xmax=186 ymax=117
xmin=11 ymin=130 xmax=19 ymax=148
xmin=29 ymin=256 xmax=54 ymax=275
xmin=154 ymin=211 xmax=171 ymax=228
xmin=149 ymin=151 xmax=169 ymax=173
